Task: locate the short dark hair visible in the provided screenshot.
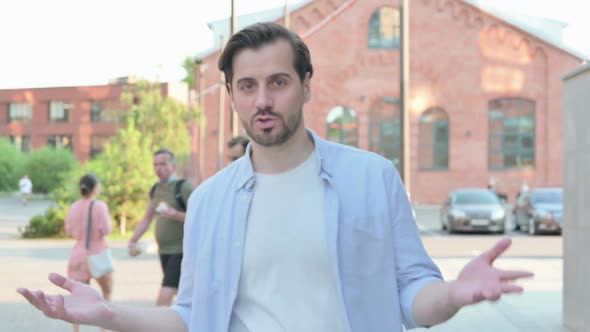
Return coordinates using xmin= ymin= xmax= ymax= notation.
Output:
xmin=153 ymin=148 xmax=176 ymax=163
xmin=79 ymin=173 xmax=99 ymax=197
xmin=227 ymin=135 xmax=250 ymax=151
xmin=218 ymin=22 xmax=313 ymax=89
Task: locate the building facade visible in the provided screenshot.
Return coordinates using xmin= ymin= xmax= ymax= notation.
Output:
xmin=194 ymin=0 xmax=585 ymax=204
xmin=0 ymin=80 xmax=188 ymax=162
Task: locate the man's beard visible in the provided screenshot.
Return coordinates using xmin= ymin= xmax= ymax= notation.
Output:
xmin=243 ymin=107 xmax=303 ymax=147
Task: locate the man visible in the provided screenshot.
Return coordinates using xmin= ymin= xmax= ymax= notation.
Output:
xmin=127 ymin=148 xmax=195 ymax=306
xmin=18 ymin=174 xmax=33 ymax=206
xmin=17 ymin=22 xmax=533 ymax=332
xmin=227 ymin=135 xmax=250 ymax=162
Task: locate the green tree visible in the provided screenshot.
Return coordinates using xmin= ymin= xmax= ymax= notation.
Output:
xmin=182 ymin=56 xmax=196 ymax=89
xmin=0 ymin=139 xmax=25 ymax=192
xmin=92 ymin=121 xmax=154 ymax=235
xmin=25 ymin=147 xmax=77 ymax=194
xmin=120 ymin=80 xmax=199 ymax=157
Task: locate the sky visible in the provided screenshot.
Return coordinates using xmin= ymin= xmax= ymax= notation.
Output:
xmin=0 ymin=0 xmax=587 ymax=89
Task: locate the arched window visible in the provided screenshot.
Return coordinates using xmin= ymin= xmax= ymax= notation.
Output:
xmin=369 ymin=97 xmax=401 ymax=171
xmin=368 ymin=7 xmax=400 ymax=49
xmin=326 ymin=106 xmax=358 ymax=147
xmin=488 ymin=98 xmax=535 ymax=169
xmin=419 ymin=108 xmax=449 ymax=169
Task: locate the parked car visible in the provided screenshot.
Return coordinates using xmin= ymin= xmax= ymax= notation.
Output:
xmin=440 ymin=189 xmax=506 ymax=234
xmin=513 ymin=188 xmax=563 ymax=235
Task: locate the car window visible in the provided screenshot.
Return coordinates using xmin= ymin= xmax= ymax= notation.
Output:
xmin=454 ymin=191 xmax=500 ymax=205
xmin=532 ymin=190 xmax=562 ymax=204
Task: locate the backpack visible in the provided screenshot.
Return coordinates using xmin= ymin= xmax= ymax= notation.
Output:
xmin=149 ymin=179 xmax=188 ymax=212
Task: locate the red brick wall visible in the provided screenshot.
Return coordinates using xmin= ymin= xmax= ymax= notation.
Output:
xmin=195 ymin=0 xmax=582 ymax=203
xmin=0 ymin=83 xmax=182 ymax=162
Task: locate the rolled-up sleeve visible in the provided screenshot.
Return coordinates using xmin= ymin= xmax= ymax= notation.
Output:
xmin=386 ymin=166 xmax=443 ymax=329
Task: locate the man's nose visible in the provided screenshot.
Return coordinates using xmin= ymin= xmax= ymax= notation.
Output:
xmin=254 ymin=87 xmax=273 ymax=110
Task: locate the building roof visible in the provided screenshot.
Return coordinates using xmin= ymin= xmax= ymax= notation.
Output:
xmin=195 ymin=0 xmax=588 ymax=61
xmin=194 ymin=0 xmax=312 ymax=60
xmin=464 ymin=0 xmax=588 ymax=60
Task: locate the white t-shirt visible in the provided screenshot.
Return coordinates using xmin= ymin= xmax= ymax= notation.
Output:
xmin=229 ymin=150 xmax=347 ymax=332
xmin=19 ymin=178 xmax=32 ymax=194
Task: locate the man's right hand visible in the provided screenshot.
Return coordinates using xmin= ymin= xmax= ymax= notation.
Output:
xmin=17 ymin=273 xmax=112 ymax=327
xmin=128 ymin=240 xmax=141 ymax=257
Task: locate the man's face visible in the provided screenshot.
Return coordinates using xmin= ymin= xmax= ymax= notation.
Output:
xmin=229 ymin=39 xmax=311 ymax=147
xmin=153 ymin=153 xmax=175 ymax=182
xmin=226 ymin=144 xmax=246 ymax=163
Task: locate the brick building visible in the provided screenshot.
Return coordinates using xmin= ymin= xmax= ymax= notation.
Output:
xmin=0 ymin=79 xmax=188 ymax=162
xmin=193 ymin=0 xmax=586 ymax=204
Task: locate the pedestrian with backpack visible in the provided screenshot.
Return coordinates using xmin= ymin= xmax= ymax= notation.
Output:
xmin=128 ymin=148 xmax=195 ymax=306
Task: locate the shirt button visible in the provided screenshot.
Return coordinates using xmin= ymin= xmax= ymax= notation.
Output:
xmin=235 ymin=241 xmax=241 ymax=248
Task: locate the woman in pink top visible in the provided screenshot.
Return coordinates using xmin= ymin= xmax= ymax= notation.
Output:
xmin=65 ymin=173 xmax=113 ymax=332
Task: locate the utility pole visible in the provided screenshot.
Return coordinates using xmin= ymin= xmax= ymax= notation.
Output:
xmin=197 ymin=61 xmax=207 ymax=178
xmin=230 ymin=0 xmax=240 ymax=137
xmin=400 ymin=0 xmax=411 ymax=191
xmin=284 ymin=0 xmax=290 ymax=28
xmin=217 ymin=35 xmax=226 ymax=171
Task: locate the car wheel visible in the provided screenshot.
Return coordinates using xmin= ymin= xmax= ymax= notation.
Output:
xmin=528 ymin=217 xmax=538 ymax=236
xmin=448 ymin=220 xmax=456 ymax=234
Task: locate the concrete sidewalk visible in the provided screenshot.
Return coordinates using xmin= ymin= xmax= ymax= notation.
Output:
xmin=0 ymin=197 xmax=569 ymax=331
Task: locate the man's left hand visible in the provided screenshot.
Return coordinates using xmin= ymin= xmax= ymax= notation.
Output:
xmin=159 ymin=208 xmax=179 ymax=220
xmin=448 ymin=237 xmax=534 ymax=308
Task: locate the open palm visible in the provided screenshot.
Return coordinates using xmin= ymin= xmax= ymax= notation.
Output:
xmin=448 ymin=238 xmax=534 ymax=308
xmin=17 ymin=273 xmax=111 ymax=326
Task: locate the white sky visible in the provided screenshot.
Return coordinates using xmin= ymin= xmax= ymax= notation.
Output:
xmin=0 ymin=0 xmax=587 ymax=89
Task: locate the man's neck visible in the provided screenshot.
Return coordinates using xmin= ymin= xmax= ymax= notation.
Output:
xmin=251 ymin=126 xmax=314 ymax=174
xmin=159 ymin=175 xmax=175 ymax=184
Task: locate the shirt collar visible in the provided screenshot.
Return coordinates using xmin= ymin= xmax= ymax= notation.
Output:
xmin=234 ymin=129 xmax=333 ymax=191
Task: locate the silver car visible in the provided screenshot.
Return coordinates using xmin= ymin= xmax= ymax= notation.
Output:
xmin=513 ymin=188 xmax=563 ymax=235
xmin=441 ymin=189 xmax=506 ymax=234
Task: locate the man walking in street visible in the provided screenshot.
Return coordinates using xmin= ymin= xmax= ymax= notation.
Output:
xmin=17 ymin=22 xmax=533 ymax=332
xmin=18 ymin=174 xmax=33 ymax=206
xmin=227 ymin=135 xmax=250 ymax=163
xmin=128 ymin=148 xmax=195 ymax=306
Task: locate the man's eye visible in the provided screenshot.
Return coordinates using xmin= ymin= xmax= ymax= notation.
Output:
xmin=241 ymin=83 xmax=254 ymax=90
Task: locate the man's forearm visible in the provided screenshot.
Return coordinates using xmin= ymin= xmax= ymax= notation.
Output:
xmin=174 ymin=211 xmax=186 ymax=222
xmin=412 ymin=280 xmax=460 ymax=327
xmin=102 ymin=304 xmax=187 ymax=332
xmin=130 ymin=219 xmax=150 ymax=243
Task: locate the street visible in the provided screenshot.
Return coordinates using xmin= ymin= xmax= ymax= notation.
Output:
xmin=0 ymin=198 xmax=566 ymax=331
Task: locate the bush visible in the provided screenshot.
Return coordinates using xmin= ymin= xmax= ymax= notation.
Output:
xmin=25 ymin=147 xmax=78 ymax=194
xmin=0 ymin=139 xmax=25 ymax=192
xmin=19 ymin=206 xmax=66 ymax=238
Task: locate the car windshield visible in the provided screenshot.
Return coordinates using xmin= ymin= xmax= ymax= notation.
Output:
xmin=532 ymin=190 xmax=562 ymax=204
xmin=453 ymin=191 xmax=499 ymax=205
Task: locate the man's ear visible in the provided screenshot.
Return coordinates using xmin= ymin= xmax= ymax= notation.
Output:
xmin=303 ymin=72 xmax=311 ymax=102
xmin=226 ymin=83 xmax=237 ymax=111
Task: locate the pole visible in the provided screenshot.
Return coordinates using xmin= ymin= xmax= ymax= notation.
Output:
xmin=400 ymin=0 xmax=411 ymax=192
xmin=217 ymin=35 xmax=226 ymax=171
xmin=230 ymin=0 xmax=240 ymax=137
xmin=284 ymin=0 xmax=290 ymax=29
xmin=198 ymin=62 xmax=207 ymax=178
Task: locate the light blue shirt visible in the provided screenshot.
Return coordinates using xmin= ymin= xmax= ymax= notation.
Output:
xmin=172 ymin=130 xmax=443 ymax=332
